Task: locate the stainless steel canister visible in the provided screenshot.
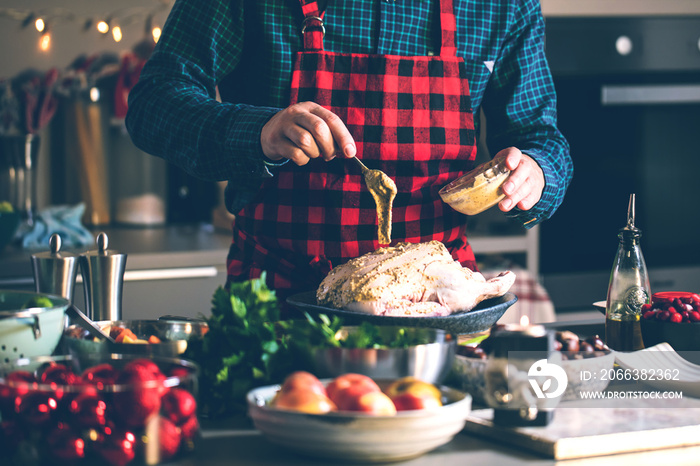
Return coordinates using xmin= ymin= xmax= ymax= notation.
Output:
xmin=31 ymin=233 xmax=79 ymax=301
xmin=80 ymin=232 xmax=127 ymax=321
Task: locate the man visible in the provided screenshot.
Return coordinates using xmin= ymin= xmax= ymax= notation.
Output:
xmin=126 ymin=0 xmax=572 ymax=300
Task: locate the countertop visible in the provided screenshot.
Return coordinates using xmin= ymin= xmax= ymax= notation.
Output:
xmin=178 ymin=321 xmax=700 ymax=465
xmin=0 ymin=223 xmax=232 ymax=286
xmin=177 ymin=408 xmax=700 ymax=466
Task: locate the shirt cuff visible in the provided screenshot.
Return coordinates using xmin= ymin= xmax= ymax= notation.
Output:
xmin=224 ymin=104 xmax=282 ymax=178
xmin=504 ymin=150 xmax=559 ymax=228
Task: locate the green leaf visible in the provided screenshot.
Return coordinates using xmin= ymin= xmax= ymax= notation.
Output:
xmin=215 ymin=366 xmax=229 ymax=384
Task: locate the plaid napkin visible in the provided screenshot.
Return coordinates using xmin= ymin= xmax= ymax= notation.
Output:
xmin=483 ymin=267 xmax=556 ymax=324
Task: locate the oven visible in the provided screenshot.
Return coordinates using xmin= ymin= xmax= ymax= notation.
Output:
xmin=539 ymin=16 xmax=700 ymax=311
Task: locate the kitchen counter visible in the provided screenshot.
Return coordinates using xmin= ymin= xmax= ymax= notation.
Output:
xmin=175 ymin=410 xmax=700 ymax=466
xmin=0 ymin=224 xmax=232 ymax=319
xmin=174 ymin=319 xmax=700 ymax=465
xmin=0 ymin=223 xmax=231 ymax=284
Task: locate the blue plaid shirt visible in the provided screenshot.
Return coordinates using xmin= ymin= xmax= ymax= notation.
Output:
xmin=126 ymin=0 xmax=572 ymax=227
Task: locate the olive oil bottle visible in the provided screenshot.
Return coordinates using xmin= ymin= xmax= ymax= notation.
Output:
xmin=605 ymin=194 xmax=649 ymax=351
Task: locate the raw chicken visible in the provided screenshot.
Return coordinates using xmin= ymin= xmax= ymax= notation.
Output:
xmin=316 ymin=241 xmax=516 ymax=317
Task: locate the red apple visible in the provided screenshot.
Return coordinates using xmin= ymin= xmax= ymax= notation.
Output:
xmin=272 ymin=389 xmax=337 ymax=414
xmin=279 ymin=371 xmax=326 ymax=397
xmin=326 ymin=373 xmax=380 ymax=406
xmin=337 ymin=388 xmax=397 ymax=415
xmin=384 ymin=377 xmax=442 ymax=411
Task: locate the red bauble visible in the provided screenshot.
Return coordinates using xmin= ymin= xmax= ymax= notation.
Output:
xmin=113 ymin=361 xmax=165 ymax=427
xmin=0 ymin=370 xmax=37 ymax=419
xmin=178 ymin=414 xmax=199 ymax=443
xmin=93 ymin=427 xmax=137 ymax=466
xmin=157 ymin=416 xmax=182 ymax=461
xmin=39 ymin=363 xmax=78 ymax=386
xmin=82 ymin=363 xmax=118 ymax=389
xmin=69 ymin=392 xmax=108 ymax=428
xmin=0 ymin=420 xmax=23 ymax=459
xmin=47 ymin=423 xmax=86 ymax=462
xmin=162 ymin=387 xmax=197 ymax=425
xmin=15 ymin=391 xmax=59 ymax=427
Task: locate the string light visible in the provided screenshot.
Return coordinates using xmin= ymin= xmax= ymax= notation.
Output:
xmin=152 ymin=26 xmax=162 ymax=43
xmin=144 ymin=15 xmax=162 ymax=43
xmin=96 ymin=19 xmax=110 ymax=34
xmin=0 ymin=3 xmax=173 ymax=53
xmin=89 ymin=87 xmax=100 ymax=103
xmin=39 ymin=28 xmax=51 ymax=51
xmin=112 ymin=25 xmax=123 ymax=42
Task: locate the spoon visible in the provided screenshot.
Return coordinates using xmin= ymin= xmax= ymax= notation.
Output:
xmin=66 ymin=304 xmax=116 ymax=344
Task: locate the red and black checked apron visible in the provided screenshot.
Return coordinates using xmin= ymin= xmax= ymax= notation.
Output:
xmin=227 ymin=0 xmax=478 ymax=301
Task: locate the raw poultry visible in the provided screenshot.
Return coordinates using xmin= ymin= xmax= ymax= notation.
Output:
xmin=317 ymin=241 xmax=515 ymax=317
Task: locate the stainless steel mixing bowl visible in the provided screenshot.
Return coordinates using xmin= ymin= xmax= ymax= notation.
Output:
xmin=308 ymin=326 xmax=457 ymax=384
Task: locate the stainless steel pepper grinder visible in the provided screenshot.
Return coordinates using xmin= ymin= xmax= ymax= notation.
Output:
xmin=80 ymin=232 xmax=127 ymax=322
xmin=31 ymin=233 xmax=79 ymax=301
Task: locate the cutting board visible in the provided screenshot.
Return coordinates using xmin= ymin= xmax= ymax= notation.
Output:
xmin=463 ymin=404 xmax=700 ymax=460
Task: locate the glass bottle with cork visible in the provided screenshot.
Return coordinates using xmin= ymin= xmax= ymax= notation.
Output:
xmin=605 ymin=193 xmax=650 ymax=351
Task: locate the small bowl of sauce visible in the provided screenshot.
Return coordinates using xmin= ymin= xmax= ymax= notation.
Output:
xmin=439 ymin=153 xmax=511 ymax=216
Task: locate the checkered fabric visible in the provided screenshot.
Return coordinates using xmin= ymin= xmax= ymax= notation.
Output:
xmin=228 ymin=0 xmax=478 ymax=295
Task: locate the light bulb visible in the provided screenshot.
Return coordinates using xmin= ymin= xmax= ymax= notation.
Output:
xmin=35 ymin=18 xmax=45 ymax=32
xmin=96 ymin=20 xmax=109 ymax=34
xmin=152 ymin=26 xmax=162 ymax=43
xmin=89 ymin=87 xmax=100 ymax=103
xmin=112 ymin=25 xmax=122 ymax=42
xmin=39 ymin=31 xmax=51 ymax=51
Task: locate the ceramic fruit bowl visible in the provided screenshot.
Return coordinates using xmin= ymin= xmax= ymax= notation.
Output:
xmin=0 ymin=290 xmax=70 ymax=362
xmin=307 ymin=326 xmax=457 ymax=384
xmin=247 ymin=380 xmax=472 ymax=463
xmin=0 ymin=354 xmax=199 ymax=466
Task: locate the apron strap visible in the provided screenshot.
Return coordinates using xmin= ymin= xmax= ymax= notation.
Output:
xmin=439 ymin=0 xmax=457 ymax=57
xmin=298 ymin=0 xmax=458 ymax=57
xmin=299 ymin=0 xmax=325 ymax=51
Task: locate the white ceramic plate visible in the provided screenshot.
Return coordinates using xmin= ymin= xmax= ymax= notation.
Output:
xmin=246 ymin=382 xmax=472 ymax=463
xmin=614 ymin=343 xmax=700 ymax=398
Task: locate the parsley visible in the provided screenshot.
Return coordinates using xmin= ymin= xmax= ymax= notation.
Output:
xmin=186 ymin=273 xmax=440 ymax=418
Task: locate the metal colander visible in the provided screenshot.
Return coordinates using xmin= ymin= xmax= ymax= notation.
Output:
xmin=0 ymin=290 xmax=70 ymax=363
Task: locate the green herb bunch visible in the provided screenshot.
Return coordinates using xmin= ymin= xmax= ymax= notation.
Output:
xmin=186 ymin=273 xmax=441 ymax=418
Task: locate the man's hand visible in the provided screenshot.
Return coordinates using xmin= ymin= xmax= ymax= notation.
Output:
xmin=497 ymin=147 xmax=545 ymax=212
xmin=261 ymin=101 xmax=356 ymax=166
